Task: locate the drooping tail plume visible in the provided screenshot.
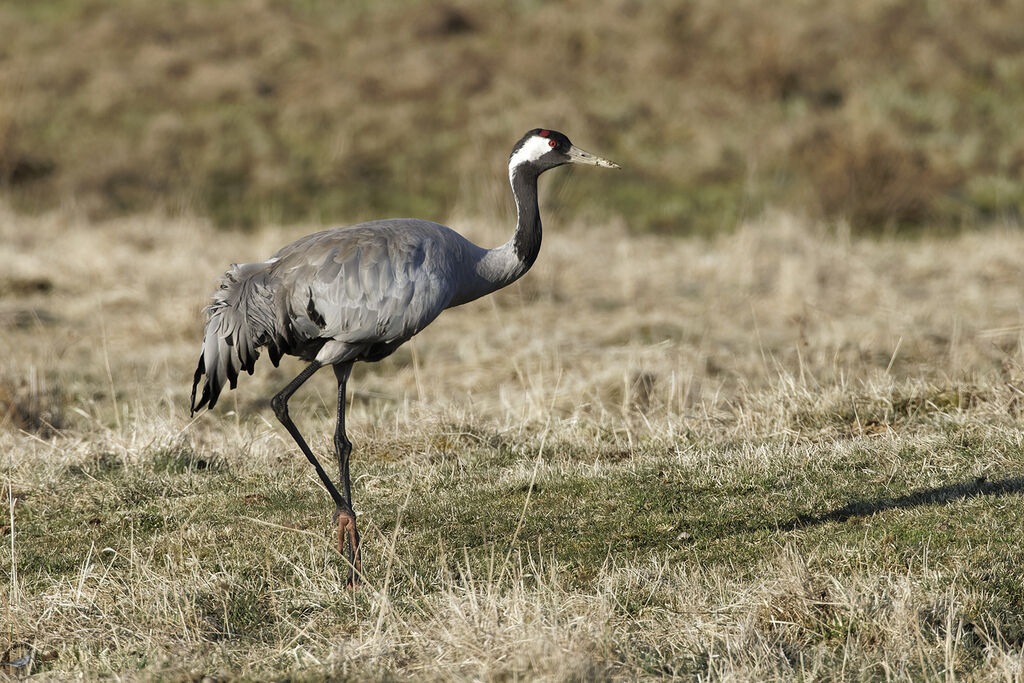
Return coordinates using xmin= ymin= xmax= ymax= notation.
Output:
xmin=190 ymin=262 xmax=281 ymax=415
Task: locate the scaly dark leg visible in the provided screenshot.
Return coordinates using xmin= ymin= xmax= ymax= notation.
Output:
xmin=271 ymin=362 xmax=360 ymax=582
xmin=332 ymin=362 xmax=361 ymax=587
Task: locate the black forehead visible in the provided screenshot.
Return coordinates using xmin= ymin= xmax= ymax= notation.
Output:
xmin=512 ymin=128 xmax=572 ymax=155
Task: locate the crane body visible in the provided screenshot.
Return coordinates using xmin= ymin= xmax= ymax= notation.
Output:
xmin=191 ymin=129 xmax=618 ymax=586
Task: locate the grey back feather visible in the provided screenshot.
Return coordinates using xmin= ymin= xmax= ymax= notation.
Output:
xmin=191 ymin=219 xmax=486 ymax=414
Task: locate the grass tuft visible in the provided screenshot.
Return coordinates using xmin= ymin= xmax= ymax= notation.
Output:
xmin=0 ymin=365 xmax=65 ymax=437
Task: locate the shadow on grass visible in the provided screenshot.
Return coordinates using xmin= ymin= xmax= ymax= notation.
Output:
xmin=783 ymin=476 xmax=1024 ymax=530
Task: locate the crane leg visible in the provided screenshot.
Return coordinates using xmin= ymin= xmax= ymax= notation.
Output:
xmin=271 ymin=361 xmax=361 ymax=585
xmin=332 ymin=361 xmax=361 ymax=587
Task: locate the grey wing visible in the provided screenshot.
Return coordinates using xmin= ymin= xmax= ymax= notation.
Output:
xmin=273 ymin=221 xmax=464 ymax=362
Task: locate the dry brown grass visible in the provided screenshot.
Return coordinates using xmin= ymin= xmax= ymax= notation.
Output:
xmin=2 ymin=205 xmax=1024 ymax=678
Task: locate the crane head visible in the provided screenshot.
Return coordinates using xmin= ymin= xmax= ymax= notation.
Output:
xmin=509 ymin=129 xmax=620 ymax=175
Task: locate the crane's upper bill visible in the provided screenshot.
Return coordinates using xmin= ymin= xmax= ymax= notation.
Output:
xmin=566 ymin=145 xmax=619 ymax=168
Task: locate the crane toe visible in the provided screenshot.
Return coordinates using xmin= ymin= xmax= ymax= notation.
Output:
xmin=334 ymin=506 xmax=362 ymax=588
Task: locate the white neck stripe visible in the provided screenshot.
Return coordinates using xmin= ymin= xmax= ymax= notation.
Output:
xmin=508 ymin=136 xmax=551 ymax=180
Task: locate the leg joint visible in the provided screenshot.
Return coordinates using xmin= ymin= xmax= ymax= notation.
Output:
xmin=270 ymin=393 xmax=289 ymax=421
xmin=333 ymin=432 xmax=352 ymax=455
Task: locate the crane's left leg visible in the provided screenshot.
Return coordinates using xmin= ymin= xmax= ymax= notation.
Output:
xmin=270 ymin=361 xmax=347 ymax=510
xmin=333 ymin=362 xmax=361 ymax=587
xmin=271 ymin=361 xmax=360 ymax=586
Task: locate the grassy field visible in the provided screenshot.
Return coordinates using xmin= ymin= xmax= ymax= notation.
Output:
xmin=4 ymin=0 xmax=1024 ymax=678
xmin=2 ymin=0 xmax=1024 ymax=232
xmin=2 ymin=204 xmax=1024 ymax=678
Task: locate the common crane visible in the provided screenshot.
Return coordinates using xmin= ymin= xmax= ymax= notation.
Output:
xmin=190 ymin=129 xmax=618 ymax=586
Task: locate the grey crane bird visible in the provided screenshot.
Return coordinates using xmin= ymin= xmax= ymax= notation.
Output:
xmin=190 ymin=129 xmax=618 ymax=586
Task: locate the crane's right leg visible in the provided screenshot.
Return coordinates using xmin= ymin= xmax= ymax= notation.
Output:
xmin=270 ymin=361 xmax=355 ymax=525
xmin=332 ymin=361 xmax=361 ymax=587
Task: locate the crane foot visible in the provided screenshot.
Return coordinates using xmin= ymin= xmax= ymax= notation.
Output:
xmin=333 ymin=506 xmax=362 ymax=589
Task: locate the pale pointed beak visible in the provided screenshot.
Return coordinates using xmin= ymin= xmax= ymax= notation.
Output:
xmin=567 ymin=144 xmax=620 ymax=169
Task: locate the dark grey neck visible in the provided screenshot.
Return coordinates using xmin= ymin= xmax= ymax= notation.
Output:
xmin=450 ymin=162 xmax=546 ymax=308
xmin=510 ymin=164 xmax=542 ymax=273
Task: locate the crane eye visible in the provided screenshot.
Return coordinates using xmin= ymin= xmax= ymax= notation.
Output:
xmin=548 ymin=139 xmax=557 ymax=148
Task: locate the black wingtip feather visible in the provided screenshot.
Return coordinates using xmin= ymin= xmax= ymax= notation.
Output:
xmin=190 ymin=356 xmax=205 ymax=417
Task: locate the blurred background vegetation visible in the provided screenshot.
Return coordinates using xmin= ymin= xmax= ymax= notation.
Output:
xmin=1 ymin=0 xmax=1023 ymax=233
